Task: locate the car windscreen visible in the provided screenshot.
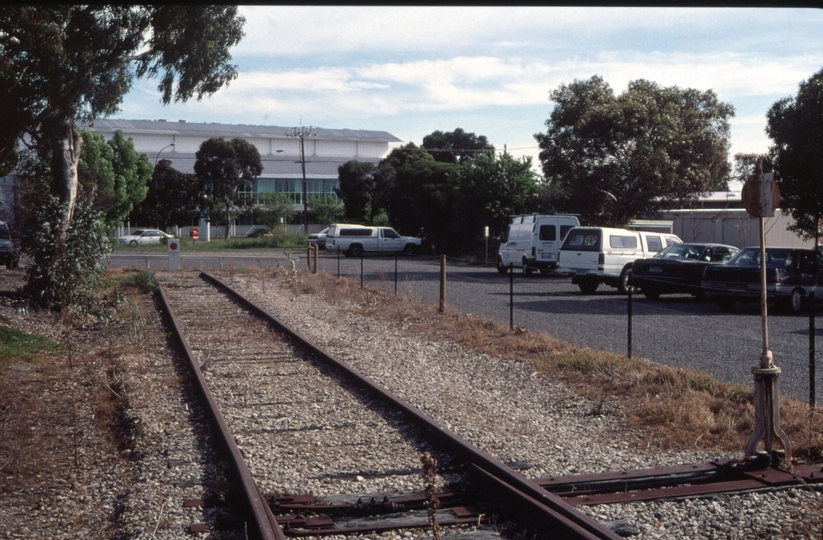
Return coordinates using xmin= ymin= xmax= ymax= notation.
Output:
xmin=561 ymin=229 xmax=601 ymax=251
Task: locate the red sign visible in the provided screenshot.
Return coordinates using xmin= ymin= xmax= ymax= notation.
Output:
xmin=190 ymin=227 xmax=200 ymax=239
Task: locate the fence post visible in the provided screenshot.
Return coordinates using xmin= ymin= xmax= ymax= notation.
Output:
xmin=360 ymin=249 xmax=364 ymax=289
xmin=439 ymin=255 xmax=447 ymax=313
xmin=313 ymin=244 xmax=318 ymax=274
xmin=626 ymin=285 xmax=634 ymax=358
xmin=509 ymin=263 xmax=514 ymax=330
xmin=337 ymin=247 xmax=340 ymax=278
xmin=394 ymin=252 xmax=398 ymax=295
xmin=810 ymin=290 xmax=816 ymax=408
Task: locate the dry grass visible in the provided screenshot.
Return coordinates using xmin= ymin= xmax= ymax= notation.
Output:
xmin=0 ymin=269 xmax=156 ymax=500
xmin=277 ymin=268 xmax=823 ymax=462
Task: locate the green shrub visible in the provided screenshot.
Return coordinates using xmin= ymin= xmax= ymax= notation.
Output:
xmin=121 ymin=270 xmax=158 ymax=294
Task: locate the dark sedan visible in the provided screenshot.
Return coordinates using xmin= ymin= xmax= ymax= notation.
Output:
xmin=702 ymin=246 xmax=823 ymax=313
xmin=631 ymin=243 xmax=739 ymax=300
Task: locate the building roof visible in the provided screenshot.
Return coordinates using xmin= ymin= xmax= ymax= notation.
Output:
xmin=87 ymin=119 xmax=403 ymax=144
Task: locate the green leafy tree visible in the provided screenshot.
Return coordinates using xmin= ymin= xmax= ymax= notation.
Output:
xmin=335 ymin=160 xmax=393 ymax=224
xmin=78 ymin=129 xmax=152 ymax=231
xmin=422 ymin=128 xmax=494 ymax=164
xmin=0 ymin=6 xmax=244 ymax=304
xmin=535 ymin=76 xmax=734 ymax=226
xmin=133 ymin=159 xmax=202 ymax=230
xmin=732 ymin=153 xmax=771 ymax=183
xmin=16 ymin=156 xmax=109 ymax=313
xmin=257 ymin=193 xmax=297 ymax=231
xmin=385 ymin=145 xmax=460 ymax=252
xmin=455 ymin=152 xmax=537 ymax=245
xmin=766 ymin=67 xmax=823 ymax=246
xmin=307 ymin=196 xmax=343 ymax=226
xmin=194 ymin=137 xmax=263 ymax=240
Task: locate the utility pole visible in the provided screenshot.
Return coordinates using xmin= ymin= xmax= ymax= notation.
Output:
xmin=286 ymin=127 xmax=317 ymax=233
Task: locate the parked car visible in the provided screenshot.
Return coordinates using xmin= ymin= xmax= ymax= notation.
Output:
xmin=308 ymin=227 xmax=329 ymax=249
xmin=701 ymin=246 xmax=823 ymax=313
xmin=496 ymin=214 xmax=579 ymax=274
xmin=325 ymin=224 xmax=421 ymax=257
xmin=0 ymin=221 xmax=17 ymax=269
xmin=118 ymin=229 xmax=174 ymax=246
xmin=631 ymin=243 xmax=739 ymax=299
xmin=557 ymin=227 xmax=682 ymax=294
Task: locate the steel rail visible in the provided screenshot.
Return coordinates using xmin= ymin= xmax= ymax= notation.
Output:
xmin=157 ymin=285 xmax=286 ymax=540
xmin=200 ymin=271 xmax=621 ymax=540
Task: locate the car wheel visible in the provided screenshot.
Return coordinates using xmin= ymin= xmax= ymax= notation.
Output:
xmin=783 ymin=289 xmax=804 ymax=314
xmin=496 ymin=258 xmax=509 ymax=274
xmin=578 ymin=281 xmax=599 ymax=294
xmin=693 ymin=289 xmax=709 ymax=300
xmin=348 ymin=245 xmax=363 ymax=258
xmin=617 ymin=267 xmax=632 ymax=294
xmin=402 ymin=244 xmax=416 ymax=256
xmin=129 ymin=240 xmax=138 ymax=246
xmin=643 ymin=290 xmax=661 ymax=300
xmin=717 ymin=298 xmax=736 ymax=312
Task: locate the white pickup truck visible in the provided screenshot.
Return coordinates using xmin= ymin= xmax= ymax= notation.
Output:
xmin=325 ymin=224 xmax=421 ymax=257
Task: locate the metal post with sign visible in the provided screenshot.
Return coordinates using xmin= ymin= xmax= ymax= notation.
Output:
xmin=168 ymin=237 xmax=180 ymax=271
xmin=740 ymin=160 xmax=791 ymax=464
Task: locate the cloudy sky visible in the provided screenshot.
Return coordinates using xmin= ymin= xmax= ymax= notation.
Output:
xmin=118 ymin=6 xmax=823 ymax=172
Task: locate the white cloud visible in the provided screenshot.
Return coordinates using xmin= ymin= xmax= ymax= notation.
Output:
xmin=184 ymin=49 xmax=818 ymax=124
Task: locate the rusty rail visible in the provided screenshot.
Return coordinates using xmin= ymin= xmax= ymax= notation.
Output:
xmin=199 ymin=271 xmax=621 ymax=540
xmin=157 ymin=285 xmax=286 ymax=540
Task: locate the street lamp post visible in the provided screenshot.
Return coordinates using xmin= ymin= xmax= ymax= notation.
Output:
xmin=286 ymin=127 xmax=317 ymax=233
xmin=155 ymin=142 xmax=175 ymax=165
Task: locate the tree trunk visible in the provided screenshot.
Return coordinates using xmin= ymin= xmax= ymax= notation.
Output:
xmin=224 ymin=198 xmax=232 ymax=241
xmin=50 ymin=119 xmax=83 ymax=232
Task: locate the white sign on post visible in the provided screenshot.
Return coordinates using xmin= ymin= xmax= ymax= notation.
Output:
xmin=168 ymin=238 xmax=180 ymax=271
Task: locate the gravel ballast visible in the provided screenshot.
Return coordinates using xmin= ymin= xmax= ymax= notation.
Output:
xmin=0 ymin=268 xmax=820 ymax=539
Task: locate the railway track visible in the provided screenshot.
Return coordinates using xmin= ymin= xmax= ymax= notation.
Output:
xmin=156 ymin=271 xmax=821 ymax=539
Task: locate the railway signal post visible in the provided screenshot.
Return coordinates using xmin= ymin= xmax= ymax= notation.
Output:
xmin=741 ymin=160 xmax=791 ymax=463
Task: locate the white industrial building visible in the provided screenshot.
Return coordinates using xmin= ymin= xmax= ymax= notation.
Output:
xmin=1 ymin=118 xmax=403 ymax=235
xmin=658 ymin=191 xmax=817 ymax=249
xmin=88 ymin=119 xmax=403 ymax=234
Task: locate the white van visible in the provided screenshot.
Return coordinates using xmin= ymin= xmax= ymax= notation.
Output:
xmin=496 ymin=214 xmax=580 ymax=274
xmin=557 ymin=227 xmax=681 ymax=293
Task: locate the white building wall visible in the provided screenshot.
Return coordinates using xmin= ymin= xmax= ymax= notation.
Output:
xmin=316 ymin=140 xmax=357 ymax=157
xmin=357 ymin=141 xmax=389 ymax=158
xmin=663 ymin=209 xmax=815 ymax=249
